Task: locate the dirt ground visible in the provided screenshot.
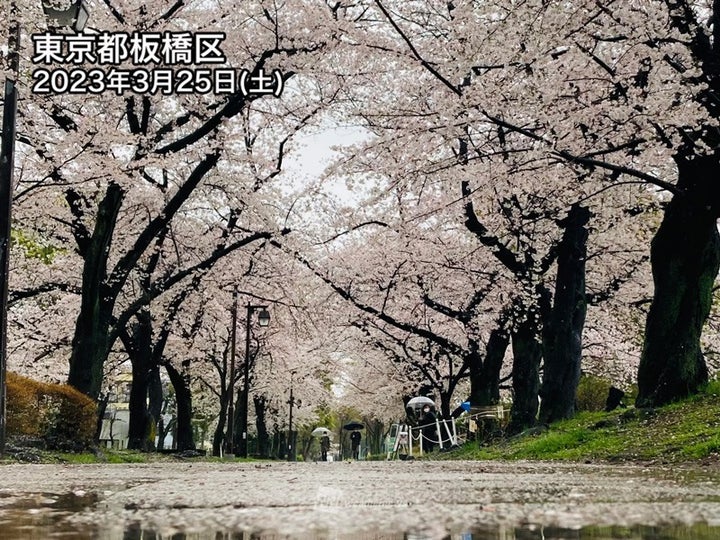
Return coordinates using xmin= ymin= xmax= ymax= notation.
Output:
xmin=1 ymin=459 xmax=720 ymax=538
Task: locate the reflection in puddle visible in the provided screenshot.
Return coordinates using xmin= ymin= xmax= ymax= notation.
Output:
xmin=0 ymin=491 xmax=100 ymax=539
xmin=466 ymin=523 xmax=720 ymax=539
xmin=2 ymin=520 xmax=720 ymax=539
xmin=40 ymin=523 xmax=720 ymax=539
xmin=0 ymin=494 xmax=719 ymax=539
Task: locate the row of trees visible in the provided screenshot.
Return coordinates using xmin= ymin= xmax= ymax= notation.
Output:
xmin=2 ymin=0 xmax=719 ymax=450
xmin=278 ymin=0 xmax=720 ymax=433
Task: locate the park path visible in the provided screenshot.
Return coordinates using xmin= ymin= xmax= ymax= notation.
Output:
xmin=1 ymin=460 xmax=720 ymax=538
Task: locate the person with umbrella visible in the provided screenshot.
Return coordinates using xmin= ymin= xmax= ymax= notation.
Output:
xmin=350 ymin=430 xmax=361 ymax=459
xmin=312 ymin=427 xmax=332 ymax=461
xmin=320 ymin=433 xmax=331 ymax=461
xmin=343 ymin=422 xmax=364 ymax=460
xmin=420 ymin=404 xmax=437 ymax=453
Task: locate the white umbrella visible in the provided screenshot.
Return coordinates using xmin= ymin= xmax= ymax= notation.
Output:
xmin=406 ymin=396 xmax=435 ymax=410
xmin=311 ymin=427 xmax=332 ymax=437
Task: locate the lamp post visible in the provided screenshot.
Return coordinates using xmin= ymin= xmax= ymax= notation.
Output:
xmin=0 ymin=0 xmax=90 ymax=456
xmin=287 ymin=370 xmax=297 ymax=462
xmin=224 ymin=289 xmax=239 ymax=457
xmin=239 ymin=303 xmax=269 ymax=458
xmin=0 ymin=2 xmax=20 ymax=457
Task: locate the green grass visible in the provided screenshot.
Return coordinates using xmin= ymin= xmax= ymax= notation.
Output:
xmin=443 ymin=382 xmax=720 ymax=464
xmin=48 ymin=449 xmax=265 ymax=464
xmin=53 ymin=449 xmax=155 ymax=464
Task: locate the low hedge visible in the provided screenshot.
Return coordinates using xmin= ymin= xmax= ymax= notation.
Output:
xmin=6 ymin=372 xmax=97 ymax=451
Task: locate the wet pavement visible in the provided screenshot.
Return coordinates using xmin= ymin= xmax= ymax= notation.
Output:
xmin=0 ymin=460 xmax=720 ymax=538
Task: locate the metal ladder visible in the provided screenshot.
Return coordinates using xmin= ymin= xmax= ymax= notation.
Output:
xmin=388 ymin=423 xmax=412 ymax=460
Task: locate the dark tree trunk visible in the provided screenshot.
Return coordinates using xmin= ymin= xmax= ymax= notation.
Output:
xmin=169 ymin=418 xmax=178 ymax=449
xmin=213 ymin=391 xmax=229 ymax=457
xmin=273 ymin=428 xmax=286 ymax=459
xmin=212 ymin=318 xmax=232 ymax=457
xmin=637 ymin=154 xmax=720 ymax=407
xmin=127 ymin=311 xmax=154 ymax=451
xmin=468 ymin=327 xmax=510 ymax=406
xmin=127 ymin=359 xmax=152 ymax=450
xmin=148 ymin=366 xmax=163 ymax=447
xmin=539 ymin=204 xmax=590 ymax=424
xmin=156 ymin=415 xmax=166 ymax=451
xmin=231 ymin=387 xmax=245 ymax=454
xmin=165 ymin=362 xmax=196 ymax=451
xmin=438 ymin=390 xmax=452 ymax=419
xmin=365 ymin=419 xmax=385 ymax=456
xmin=157 ymin=397 xmax=175 ymax=451
xmin=507 ymin=314 xmax=542 ymax=434
xmin=254 ymin=394 xmax=270 ymax=458
xmin=67 ymin=183 xmax=124 ymax=399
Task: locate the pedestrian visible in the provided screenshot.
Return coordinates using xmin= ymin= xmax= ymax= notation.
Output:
xmin=320 ymin=434 xmax=330 ymax=461
xmin=421 ymin=404 xmax=437 ymax=453
xmin=350 ymin=430 xmax=361 ymax=459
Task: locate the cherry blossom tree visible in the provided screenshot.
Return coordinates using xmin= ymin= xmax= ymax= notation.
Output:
xmin=5 ymin=0 xmax=349 ymax=405
xmin=284 ymin=1 xmax=718 ymax=431
xmin=357 ymin=0 xmax=719 ymax=408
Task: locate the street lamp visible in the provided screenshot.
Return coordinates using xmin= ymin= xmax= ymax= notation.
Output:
xmin=224 ymin=289 xmax=239 ymax=457
xmin=238 ymin=303 xmax=269 ymax=458
xmin=0 ymin=0 xmax=90 ymax=455
xmin=287 ymin=370 xmax=299 ymax=462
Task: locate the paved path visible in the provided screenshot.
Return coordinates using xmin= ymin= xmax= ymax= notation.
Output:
xmin=1 ymin=460 xmax=720 ymax=538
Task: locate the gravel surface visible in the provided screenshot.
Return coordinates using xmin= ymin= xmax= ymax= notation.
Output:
xmin=1 ymin=460 xmax=720 ymax=538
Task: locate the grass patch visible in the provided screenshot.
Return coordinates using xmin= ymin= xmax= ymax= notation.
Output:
xmin=443 ymin=384 xmax=720 ymax=464
xmin=53 ymin=449 xmax=161 ymax=464
xmin=55 ymin=452 xmax=98 ymax=464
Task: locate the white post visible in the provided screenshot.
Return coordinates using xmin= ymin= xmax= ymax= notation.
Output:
xmin=441 ymin=418 xmax=454 ymax=446
xmin=436 ymin=418 xmax=443 ymax=449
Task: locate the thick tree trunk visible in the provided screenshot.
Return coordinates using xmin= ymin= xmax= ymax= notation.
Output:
xmin=127 ymin=311 xmax=154 ymax=451
xmin=254 ymin=394 xmax=270 ymax=458
xmin=67 ymin=183 xmax=124 ymax=399
xmin=231 ymin=387 xmax=246 ymax=455
xmin=213 ymin=391 xmax=229 ymax=457
xmin=127 ymin=360 xmax=152 ymax=450
xmin=468 ymin=328 xmax=510 ymax=406
xmin=507 ymin=315 xmax=542 ymax=434
xmin=148 ymin=367 xmax=163 ymax=447
xmin=273 ymin=427 xmax=286 ymax=459
xmin=165 ymin=362 xmax=196 ymax=451
xmin=539 ymin=204 xmax=590 ymax=424
xmin=637 ymin=154 xmax=720 ymax=407
xmin=438 ymin=390 xmax=452 ymax=419
xmin=213 ymin=352 xmax=231 ymax=456
xmin=156 ymin=416 xmax=166 ymax=451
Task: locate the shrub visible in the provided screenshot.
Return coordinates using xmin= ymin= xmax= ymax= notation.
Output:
xmin=575 ymin=375 xmax=612 ymax=412
xmin=6 ymin=372 xmax=38 ymax=436
xmin=6 ymin=372 xmax=97 ymax=451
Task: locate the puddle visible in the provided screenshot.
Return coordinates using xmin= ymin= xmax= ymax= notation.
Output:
xmin=0 ymin=492 xmax=719 ymax=539
xmin=0 ymin=491 xmax=100 ymax=539
xmin=1 ymin=516 xmax=720 ymax=539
